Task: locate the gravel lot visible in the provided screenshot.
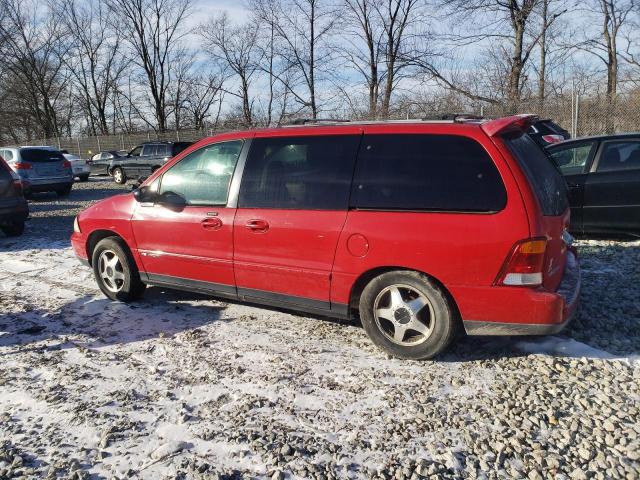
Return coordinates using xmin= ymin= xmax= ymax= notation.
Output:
xmin=0 ymin=178 xmax=638 ymax=480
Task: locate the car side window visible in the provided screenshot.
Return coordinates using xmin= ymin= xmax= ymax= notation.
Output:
xmin=142 ymin=145 xmax=158 ymax=157
xmin=597 ymin=141 xmax=640 ymax=172
xmin=157 ymin=145 xmax=169 ymax=157
xmin=3 ymin=150 xmax=13 ymax=161
xmin=353 ymin=134 xmax=506 ymax=212
xmin=159 ymin=140 xmax=243 ymax=206
xmin=239 ymin=135 xmax=360 ymax=210
xmin=549 ymin=143 xmax=594 ymax=175
xmin=129 ymin=146 xmax=142 ymax=157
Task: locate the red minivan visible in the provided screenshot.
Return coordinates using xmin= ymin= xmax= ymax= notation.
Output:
xmin=71 ymin=115 xmax=580 ymax=359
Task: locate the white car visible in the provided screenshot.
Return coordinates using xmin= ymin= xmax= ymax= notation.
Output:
xmin=63 ymin=153 xmax=91 ymax=181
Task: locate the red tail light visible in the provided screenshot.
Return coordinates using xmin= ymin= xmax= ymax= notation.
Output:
xmin=14 ymin=162 xmax=32 ymax=170
xmin=62 ymin=160 xmax=72 ymax=169
xmin=542 ymin=134 xmax=564 ymax=144
xmin=495 ymin=238 xmax=547 ymax=287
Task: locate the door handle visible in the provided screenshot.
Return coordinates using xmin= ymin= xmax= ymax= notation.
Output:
xmin=245 ymin=219 xmax=269 ymax=232
xmin=566 ymin=182 xmax=581 ymax=189
xmin=201 ymin=217 xmax=223 ymax=230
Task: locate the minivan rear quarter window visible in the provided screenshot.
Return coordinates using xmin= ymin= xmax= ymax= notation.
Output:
xmin=502 ymin=132 xmax=569 ymax=216
xmin=20 ymin=148 xmax=65 ymax=163
xmin=352 ymin=134 xmax=506 ymax=212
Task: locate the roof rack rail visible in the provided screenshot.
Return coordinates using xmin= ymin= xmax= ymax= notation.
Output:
xmin=282 ymin=118 xmax=352 ymax=126
xmin=421 ymin=113 xmax=485 ymax=122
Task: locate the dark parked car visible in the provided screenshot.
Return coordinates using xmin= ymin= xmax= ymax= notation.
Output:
xmin=0 ymin=155 xmax=28 ymax=236
xmin=547 ymin=133 xmax=640 ymax=236
xmin=528 ymin=119 xmax=570 ymax=147
xmin=110 ymin=141 xmax=193 ymax=184
xmin=88 ymin=150 xmax=124 ymax=176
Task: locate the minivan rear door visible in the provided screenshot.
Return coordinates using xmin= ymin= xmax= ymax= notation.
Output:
xmin=233 ymin=130 xmax=362 ymax=311
xmin=497 ymin=130 xmax=570 ymax=292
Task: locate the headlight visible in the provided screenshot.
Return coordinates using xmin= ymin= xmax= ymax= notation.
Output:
xmin=73 ymin=216 xmax=81 ymax=234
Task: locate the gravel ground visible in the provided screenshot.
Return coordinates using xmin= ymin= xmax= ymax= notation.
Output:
xmin=0 ymin=178 xmax=638 ymax=480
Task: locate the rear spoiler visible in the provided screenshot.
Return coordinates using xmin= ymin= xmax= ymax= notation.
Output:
xmin=481 ymin=114 xmax=539 ymax=137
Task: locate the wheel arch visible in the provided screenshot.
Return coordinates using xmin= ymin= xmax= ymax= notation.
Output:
xmin=86 ymin=230 xmax=131 ymax=267
xmin=348 ymin=266 xmax=462 ymax=321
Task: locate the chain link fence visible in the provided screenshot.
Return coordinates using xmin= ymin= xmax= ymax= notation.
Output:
xmin=4 ymin=94 xmax=639 ymax=159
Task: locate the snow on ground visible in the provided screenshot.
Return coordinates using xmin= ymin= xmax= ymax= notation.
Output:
xmin=0 ymin=181 xmax=638 ymax=479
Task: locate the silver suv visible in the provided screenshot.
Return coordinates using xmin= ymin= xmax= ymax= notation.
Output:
xmin=0 ymin=146 xmax=74 ymax=197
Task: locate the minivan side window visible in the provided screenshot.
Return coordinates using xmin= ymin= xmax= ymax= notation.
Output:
xmin=597 ymin=141 xmax=640 ymax=172
xmin=352 ymin=134 xmax=507 ymax=212
xmin=239 ymin=135 xmax=360 ymax=210
xmin=159 ymin=140 xmax=243 ymax=205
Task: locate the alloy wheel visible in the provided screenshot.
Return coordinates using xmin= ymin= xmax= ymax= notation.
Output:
xmin=373 ymin=284 xmax=435 ymax=346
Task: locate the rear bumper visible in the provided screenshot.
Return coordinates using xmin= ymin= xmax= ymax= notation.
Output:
xmin=460 ymin=251 xmax=581 ymax=336
xmin=72 ymin=166 xmax=91 ymax=175
xmin=27 ymin=180 xmax=73 ymax=192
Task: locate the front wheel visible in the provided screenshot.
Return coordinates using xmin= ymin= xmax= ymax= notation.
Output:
xmin=359 ymin=271 xmax=458 ymax=360
xmin=112 ymin=167 xmax=126 ymax=184
xmin=92 ymin=237 xmax=146 ymax=301
xmin=1 ymin=222 xmax=25 ymax=237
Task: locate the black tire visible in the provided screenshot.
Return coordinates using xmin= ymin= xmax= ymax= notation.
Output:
xmin=56 ymin=186 xmax=72 ymax=197
xmin=1 ymin=222 xmax=25 ymax=237
xmin=92 ymin=237 xmax=146 ymax=302
xmin=359 ymin=270 xmax=458 ymax=360
xmin=79 ymin=174 xmax=90 ymax=182
xmin=112 ymin=167 xmax=126 ymax=184
xmin=23 ymin=190 xmax=33 ymax=200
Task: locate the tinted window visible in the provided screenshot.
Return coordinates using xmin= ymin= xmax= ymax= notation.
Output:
xmin=597 ymin=141 xmax=640 ymax=172
xmin=352 ymin=134 xmax=506 ymax=212
xmin=159 ymin=140 xmax=243 ymax=205
xmin=143 ymin=145 xmax=158 ymax=157
xmin=19 ymin=148 xmax=65 ymax=163
xmin=239 ymin=135 xmax=360 ymax=210
xmin=156 ymin=144 xmax=170 ymax=157
xmin=549 ymin=143 xmax=594 ymax=175
xmin=502 ymin=132 xmax=569 ymax=216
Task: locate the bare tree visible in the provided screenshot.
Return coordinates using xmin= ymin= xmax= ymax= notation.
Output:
xmin=105 ymin=0 xmax=191 ymax=131
xmin=251 ymin=0 xmax=339 ymax=119
xmin=200 ymin=13 xmax=261 ymax=127
xmin=56 ymin=0 xmax=128 ymax=135
xmin=581 ymin=0 xmax=635 ymax=99
xmin=0 ymin=0 xmax=70 ymax=138
xmin=423 ymin=0 xmax=566 ymax=110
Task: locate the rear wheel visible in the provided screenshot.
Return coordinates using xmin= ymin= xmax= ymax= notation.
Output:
xmin=92 ymin=237 xmax=146 ymax=301
xmin=359 ymin=271 xmax=458 ymax=360
xmin=1 ymin=221 xmax=25 ymax=237
xmin=112 ymin=167 xmax=126 ymax=184
xmin=56 ymin=186 xmax=72 ymax=197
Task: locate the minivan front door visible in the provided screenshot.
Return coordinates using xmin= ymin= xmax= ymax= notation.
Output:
xmin=131 ymin=140 xmax=246 ymax=293
xmin=233 ymin=132 xmax=361 ymax=310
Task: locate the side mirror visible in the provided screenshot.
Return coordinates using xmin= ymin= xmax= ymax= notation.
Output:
xmin=157 ymin=191 xmax=187 ymax=211
xmin=132 ymin=185 xmax=158 ymax=203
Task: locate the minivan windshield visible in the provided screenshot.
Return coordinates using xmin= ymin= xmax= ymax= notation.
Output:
xmin=20 ymin=148 xmax=65 ymax=163
xmin=501 ymin=132 xmax=569 ymax=216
